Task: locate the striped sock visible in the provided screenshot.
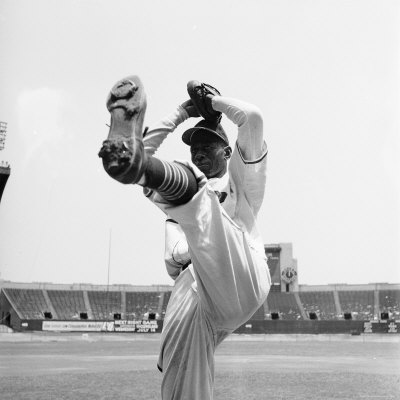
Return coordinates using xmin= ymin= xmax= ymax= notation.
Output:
xmin=143 ymin=156 xmax=198 ymax=205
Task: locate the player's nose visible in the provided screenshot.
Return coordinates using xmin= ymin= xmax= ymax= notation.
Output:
xmin=193 ymin=152 xmax=206 ymax=162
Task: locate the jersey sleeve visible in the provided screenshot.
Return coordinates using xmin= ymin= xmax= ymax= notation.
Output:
xmin=212 ymin=96 xmax=268 ymax=216
xmin=228 ymin=143 xmax=268 ymax=218
xmin=143 ymin=105 xmax=189 ymax=156
xmin=142 ymin=106 xmax=190 ymax=207
xmin=212 ymin=96 xmax=265 ymax=160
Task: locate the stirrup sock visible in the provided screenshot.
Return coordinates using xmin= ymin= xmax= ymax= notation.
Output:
xmin=144 ymin=157 xmax=198 ymax=205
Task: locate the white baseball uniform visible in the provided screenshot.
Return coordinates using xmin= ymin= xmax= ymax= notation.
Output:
xmin=143 ymin=96 xmax=271 ymax=400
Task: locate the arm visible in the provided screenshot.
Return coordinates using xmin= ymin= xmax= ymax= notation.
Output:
xmin=144 ymin=100 xmax=199 ymax=156
xmin=212 ymin=96 xmax=268 ymax=215
xmin=211 ymin=96 xmax=265 ymax=161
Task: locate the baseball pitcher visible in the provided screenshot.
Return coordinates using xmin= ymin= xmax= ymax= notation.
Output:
xmin=99 ymin=76 xmax=271 ymax=400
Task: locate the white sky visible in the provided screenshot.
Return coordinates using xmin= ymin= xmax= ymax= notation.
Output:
xmin=0 ymin=0 xmax=399 ymax=287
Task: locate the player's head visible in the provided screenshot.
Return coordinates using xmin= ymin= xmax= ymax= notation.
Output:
xmin=182 ymin=119 xmax=232 ymax=179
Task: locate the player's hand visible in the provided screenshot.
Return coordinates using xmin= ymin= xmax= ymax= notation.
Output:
xmin=181 ymin=99 xmax=200 ymax=118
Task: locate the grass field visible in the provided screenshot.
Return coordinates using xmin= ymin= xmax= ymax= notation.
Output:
xmin=1 ymin=333 xmax=399 ymax=400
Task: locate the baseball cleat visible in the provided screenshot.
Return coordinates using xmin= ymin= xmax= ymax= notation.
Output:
xmin=98 ymin=75 xmax=147 ymax=184
xmin=187 ymin=80 xmax=222 ymax=122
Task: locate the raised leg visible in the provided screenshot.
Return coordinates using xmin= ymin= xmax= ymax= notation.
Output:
xmin=98 ymin=76 xmax=198 ymax=205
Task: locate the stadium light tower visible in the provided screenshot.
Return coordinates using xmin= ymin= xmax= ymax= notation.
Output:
xmin=0 ymin=121 xmax=11 ymax=204
xmin=0 ymin=121 xmax=7 ymax=150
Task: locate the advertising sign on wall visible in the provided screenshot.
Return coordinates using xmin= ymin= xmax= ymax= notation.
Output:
xmin=42 ymin=319 xmax=161 ymax=333
xmin=42 ymin=321 xmax=105 ymax=332
xmin=114 ymin=320 xmax=159 ymax=333
xmin=363 ymin=321 xmax=399 ymax=333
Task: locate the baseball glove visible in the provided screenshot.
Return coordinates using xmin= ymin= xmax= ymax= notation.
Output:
xmin=187 ymin=80 xmax=222 ymax=122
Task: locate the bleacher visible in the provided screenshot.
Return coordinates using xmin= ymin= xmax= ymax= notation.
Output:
xmin=47 ymin=290 xmax=86 ymax=320
xmin=3 ymin=288 xmax=49 ymax=319
xmin=250 ymin=303 xmax=266 ymax=320
xmin=298 ymin=291 xmax=337 ymax=320
xmin=266 ymin=292 xmax=302 ymax=320
xmin=125 ymin=291 xmax=160 ymax=320
xmin=88 ymin=291 xmax=122 ymax=320
xmin=160 ymin=291 xmax=172 ymax=319
xmin=1 ymin=285 xmax=400 ymax=325
xmin=338 ymin=290 xmax=375 ymax=320
xmin=379 ymin=290 xmax=400 ymax=319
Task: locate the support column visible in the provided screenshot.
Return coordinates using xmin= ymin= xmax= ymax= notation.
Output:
xmin=83 ymin=291 xmax=94 ymax=320
xmin=374 ymin=289 xmax=380 ymax=320
xmin=42 ymin=290 xmax=58 ymax=319
xmin=157 ymin=292 xmax=165 ymax=317
xmin=294 ymin=292 xmax=307 ymax=320
xmin=333 ymin=290 xmax=342 ymax=317
xmin=121 ymin=291 xmax=126 ymax=320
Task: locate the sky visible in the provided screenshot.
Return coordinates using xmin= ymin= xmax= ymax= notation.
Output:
xmin=0 ymin=0 xmax=399 ymax=287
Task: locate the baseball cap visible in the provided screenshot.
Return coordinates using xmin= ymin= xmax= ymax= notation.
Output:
xmin=182 ymin=119 xmax=229 ymax=146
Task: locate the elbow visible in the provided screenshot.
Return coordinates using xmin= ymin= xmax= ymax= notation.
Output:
xmin=246 ymin=106 xmax=263 ymax=124
xmin=237 ymin=106 xmax=263 ymax=129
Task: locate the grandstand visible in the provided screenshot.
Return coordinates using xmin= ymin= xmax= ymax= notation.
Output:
xmin=379 ymin=289 xmax=400 ymax=318
xmin=47 ymin=290 xmax=87 ymax=320
xmin=265 ymin=292 xmax=303 ymax=320
xmin=125 ymin=291 xmax=161 ymax=320
xmin=88 ymin=290 xmax=122 ymax=320
xmin=1 ymin=280 xmax=399 ymax=332
xmin=4 ymin=288 xmax=49 ymax=320
xmin=338 ymin=289 xmax=375 ymax=321
xmin=0 ymin=243 xmax=399 ymax=334
xmin=298 ymin=291 xmax=337 ymax=320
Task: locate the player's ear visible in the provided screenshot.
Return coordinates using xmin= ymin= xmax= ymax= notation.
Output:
xmin=223 ymin=146 xmax=232 ymax=160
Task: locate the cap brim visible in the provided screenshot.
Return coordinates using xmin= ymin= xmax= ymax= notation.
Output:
xmin=182 ymin=127 xmax=228 ymax=146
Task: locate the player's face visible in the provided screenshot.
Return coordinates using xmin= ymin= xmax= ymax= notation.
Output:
xmin=190 ymin=134 xmax=230 ymax=179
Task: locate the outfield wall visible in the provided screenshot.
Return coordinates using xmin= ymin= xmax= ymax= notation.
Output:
xmin=11 ymin=318 xmax=400 ymax=335
xmin=235 ymin=320 xmax=399 ymax=334
xmin=18 ymin=319 xmax=163 ymax=333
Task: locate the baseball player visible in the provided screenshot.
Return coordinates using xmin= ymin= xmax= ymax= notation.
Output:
xmin=99 ymin=76 xmax=271 ymax=400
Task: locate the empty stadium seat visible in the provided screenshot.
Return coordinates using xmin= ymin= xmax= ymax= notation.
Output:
xmin=298 ymin=291 xmax=337 ymax=320
xmin=125 ymin=291 xmax=160 ymax=320
xmin=87 ymin=291 xmax=122 ymax=320
xmin=379 ymin=290 xmax=400 ymax=319
xmin=160 ymin=291 xmax=172 ymax=318
xmin=338 ymin=291 xmax=375 ymax=321
xmin=266 ymin=292 xmax=303 ymax=320
xmin=47 ymin=290 xmax=86 ymax=320
xmin=3 ymin=288 xmax=49 ymax=319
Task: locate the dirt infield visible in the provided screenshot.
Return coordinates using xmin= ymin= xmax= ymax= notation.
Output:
xmin=1 ymin=334 xmax=399 ymax=400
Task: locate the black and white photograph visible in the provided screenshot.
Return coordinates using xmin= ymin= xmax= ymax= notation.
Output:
xmin=0 ymin=1 xmax=399 ymax=399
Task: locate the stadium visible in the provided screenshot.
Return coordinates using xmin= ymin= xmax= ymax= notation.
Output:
xmin=1 ymin=242 xmax=400 ymax=335
xmin=1 ymin=244 xmax=399 ymax=400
